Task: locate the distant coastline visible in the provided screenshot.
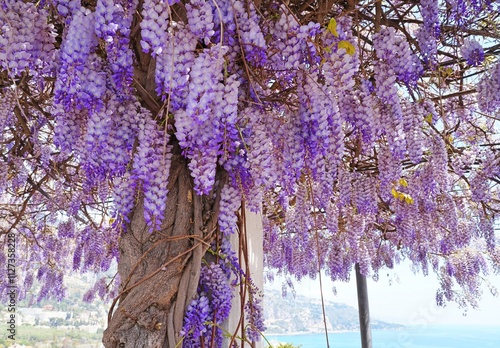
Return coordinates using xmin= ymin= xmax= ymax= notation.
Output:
xmin=264 ymin=288 xmax=404 ymax=335
xmin=267 ymin=326 xmax=407 ymax=336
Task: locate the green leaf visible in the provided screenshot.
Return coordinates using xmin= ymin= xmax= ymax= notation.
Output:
xmin=338 ymin=40 xmax=355 ymax=55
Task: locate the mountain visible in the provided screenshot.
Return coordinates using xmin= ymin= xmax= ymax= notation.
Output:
xmin=263 ymin=288 xmax=404 ymax=334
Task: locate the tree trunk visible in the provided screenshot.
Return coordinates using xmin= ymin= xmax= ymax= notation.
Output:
xmin=355 ymin=263 xmax=372 ymax=348
xmin=103 ymin=154 xmax=225 ymax=347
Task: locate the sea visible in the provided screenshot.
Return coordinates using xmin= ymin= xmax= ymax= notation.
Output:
xmin=264 ymin=326 xmax=500 ymax=348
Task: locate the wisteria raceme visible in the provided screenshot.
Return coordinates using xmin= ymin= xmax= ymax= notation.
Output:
xmin=446 ymin=0 xmax=498 ymax=26
xmin=185 ymin=45 xmax=227 ymax=124
xmin=155 ymin=26 xmax=197 ymax=109
xmin=323 ymin=18 xmax=359 ymax=94
xmin=95 ymin=0 xmax=137 ymax=93
xmin=430 ymin=135 xmax=450 ymax=190
xmin=343 ymin=92 xmax=375 ymax=146
xmin=52 ymin=104 xmax=86 ymax=153
xmin=477 ymin=61 xmax=500 ymax=113
xmin=78 ymin=54 xmax=107 ymax=110
xmin=470 ymin=171 xmax=491 ymax=203
xmin=112 ymin=171 xmax=136 ymax=223
xmin=132 ymin=110 xmax=172 ymax=229
xmin=402 ymin=102 xmax=425 ymax=164
xmin=139 ymin=0 xmax=169 ymax=56
xmin=244 ymin=286 xmax=266 ymax=342
xmin=54 ymin=7 xmax=97 ymax=110
xmin=268 ymin=7 xmax=301 ymax=71
xmin=232 ymin=0 xmax=267 ymax=67
xmin=461 ymin=39 xmax=485 ymax=66
xmin=53 ymin=0 xmax=80 ymax=18
xmin=374 ymin=63 xmax=407 ymax=160
xmin=298 ymin=71 xmax=332 ymax=162
xmin=84 ymin=95 xmax=140 ymax=185
xmin=83 ymin=277 xmax=108 ymax=303
xmin=218 ymin=183 xmax=241 ymax=235
xmin=281 ymin=115 xmax=306 ymax=190
xmin=180 ymin=295 xmax=210 ymax=344
xmin=246 ymin=109 xmax=279 ymax=193
xmin=337 ymin=165 xmax=352 ymax=208
xmin=186 ymin=0 xmax=214 ymax=42
xmin=377 ymin=145 xmax=402 ymax=201
xmin=0 ymin=0 xmax=55 ymax=76
xmin=417 ymin=0 xmax=440 ymax=64
xmin=94 ymin=0 xmax=125 ymax=42
xmin=215 ymin=74 xmax=241 ymax=168
xmin=174 ymin=45 xmax=234 ymax=194
xmin=352 ymin=174 xmax=378 ymax=215
xmin=1 ymin=1 xmax=500 ymax=347
xmin=373 ymin=26 xmax=423 ymax=84
xmin=182 ymin=261 xmax=233 ymax=347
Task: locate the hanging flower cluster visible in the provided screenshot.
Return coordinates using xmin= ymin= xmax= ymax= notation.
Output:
xmin=477 ymin=62 xmax=500 ymax=113
xmin=0 ymin=0 xmax=55 ymax=76
xmin=182 ymin=262 xmax=233 ymax=347
xmin=0 ymin=1 xmax=499 ymax=347
xmin=461 ymin=39 xmax=485 ymax=66
xmin=417 ymin=0 xmax=440 ymax=65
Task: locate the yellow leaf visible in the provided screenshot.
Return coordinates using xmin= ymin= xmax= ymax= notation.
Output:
xmin=327 ymin=18 xmax=339 ymax=37
xmin=391 ymin=188 xmax=398 ymax=198
xmin=398 ymin=178 xmax=408 ymax=187
xmin=338 ymin=40 xmax=355 ymax=55
xmin=404 ymin=194 xmax=414 ymax=205
xmin=424 ymin=113 xmax=433 ymax=123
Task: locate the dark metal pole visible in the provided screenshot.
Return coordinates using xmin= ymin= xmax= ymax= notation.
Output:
xmin=355 ymin=263 xmax=372 ymax=348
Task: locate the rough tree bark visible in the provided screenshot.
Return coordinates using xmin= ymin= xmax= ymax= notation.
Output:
xmin=101 ymin=6 xmax=224 ymax=346
xmin=103 ymin=153 xmax=226 ymax=347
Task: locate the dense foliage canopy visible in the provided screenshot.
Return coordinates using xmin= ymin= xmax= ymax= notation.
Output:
xmin=1 ymin=0 xmax=500 ymax=346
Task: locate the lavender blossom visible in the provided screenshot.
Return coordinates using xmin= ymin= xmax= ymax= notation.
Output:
xmin=132 ymin=109 xmax=172 ymax=229
xmin=477 ymin=62 xmax=500 ymax=113
xmin=461 ymin=40 xmax=485 ymax=66
xmin=417 ymin=0 xmax=440 ymax=64
xmin=140 ymin=0 xmax=169 ymax=56
xmin=186 ymin=0 xmax=215 ymax=42
xmin=0 ymin=0 xmax=56 ymax=76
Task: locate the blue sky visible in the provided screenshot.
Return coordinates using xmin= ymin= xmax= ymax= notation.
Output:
xmin=266 ymin=263 xmax=500 ymax=327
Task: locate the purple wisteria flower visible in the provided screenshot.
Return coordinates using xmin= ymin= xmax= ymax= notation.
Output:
xmin=461 ymin=39 xmax=485 ymax=66
xmin=155 ymin=26 xmax=197 ymax=109
xmin=140 ymin=0 xmax=169 ymax=56
xmin=417 ymin=0 xmax=440 ymax=64
xmin=477 ymin=61 xmax=500 ymax=112
xmin=374 ymin=26 xmax=423 ymax=84
xmin=0 ymin=0 xmax=56 ymax=76
xmin=182 ymin=261 xmax=233 ymax=347
xmin=132 ymin=110 xmax=172 ymax=229
xmin=186 ymin=0 xmax=215 ymax=42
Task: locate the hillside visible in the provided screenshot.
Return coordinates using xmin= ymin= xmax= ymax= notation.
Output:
xmin=264 ymin=288 xmax=404 ymax=334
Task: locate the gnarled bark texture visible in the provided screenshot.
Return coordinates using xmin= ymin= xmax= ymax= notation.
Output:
xmin=103 ymin=154 xmax=225 ymax=347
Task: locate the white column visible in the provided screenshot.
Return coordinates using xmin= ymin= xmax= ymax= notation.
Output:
xmin=224 ymin=207 xmax=264 ymax=348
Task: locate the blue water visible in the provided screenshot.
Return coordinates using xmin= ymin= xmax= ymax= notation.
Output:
xmin=264 ymin=326 xmax=500 ymax=347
